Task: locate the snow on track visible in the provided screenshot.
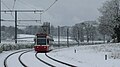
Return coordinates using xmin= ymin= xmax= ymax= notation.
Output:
xmin=18 ymin=50 xmax=33 ymax=67
xmin=35 ymin=53 xmax=55 ymax=67
xmin=37 ymin=53 xmax=69 ymax=67
xmin=20 ymin=51 xmax=49 ymax=67
xmin=0 ymin=49 xmax=31 ymax=67
xmin=45 ymin=53 xmax=76 ymax=67
xmin=5 ymin=51 xmax=26 ymax=67
xmin=1 ymin=43 xmax=120 ymax=67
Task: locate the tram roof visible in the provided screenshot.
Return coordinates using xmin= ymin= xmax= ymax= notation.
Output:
xmin=36 ymin=33 xmax=48 ymax=36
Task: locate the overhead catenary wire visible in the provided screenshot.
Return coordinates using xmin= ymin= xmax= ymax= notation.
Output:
xmin=16 ymin=0 xmax=43 ymax=24
xmin=1 ymin=1 xmax=14 ymax=18
xmin=12 ymin=0 xmax=58 ymax=21
xmin=44 ymin=0 xmax=58 ymax=12
xmin=40 ymin=0 xmax=58 ymax=23
xmin=1 ymin=0 xmax=58 ymax=24
xmin=1 ymin=1 xmax=10 ymax=10
xmin=17 ymin=0 xmax=37 ymax=10
xmin=11 ymin=0 xmax=17 ymax=18
xmin=12 ymin=0 xmax=17 ymax=9
xmin=12 ymin=0 xmax=33 ymax=22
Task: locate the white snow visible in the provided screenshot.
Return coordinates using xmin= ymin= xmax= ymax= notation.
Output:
xmin=7 ymin=51 xmax=25 ymax=67
xmin=48 ymin=43 xmax=120 ymax=67
xmin=37 ymin=53 xmax=69 ymax=67
xmin=0 ymin=43 xmax=120 ymax=67
xmin=21 ymin=51 xmax=49 ymax=67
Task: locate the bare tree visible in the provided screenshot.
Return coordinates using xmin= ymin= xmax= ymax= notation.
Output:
xmin=72 ymin=23 xmax=85 ymax=44
xmin=81 ymin=22 xmax=97 ymax=42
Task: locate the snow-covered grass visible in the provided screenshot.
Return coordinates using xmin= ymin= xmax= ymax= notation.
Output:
xmin=78 ymin=43 xmax=120 ymax=59
xmin=0 ymin=49 xmax=32 ymax=67
xmin=1 ymin=42 xmax=120 ymax=67
xmin=48 ymin=43 xmax=120 ymax=67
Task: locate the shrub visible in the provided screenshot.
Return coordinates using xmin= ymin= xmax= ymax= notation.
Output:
xmin=109 ymin=52 xmax=120 ymax=59
xmin=1 ymin=43 xmax=34 ymax=51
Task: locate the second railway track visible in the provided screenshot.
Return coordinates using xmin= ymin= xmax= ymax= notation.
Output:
xmin=4 ymin=49 xmax=32 ymax=67
xmin=35 ymin=53 xmax=55 ymax=67
xmin=45 ymin=53 xmax=76 ymax=67
xmin=18 ymin=50 xmax=33 ymax=67
xmin=4 ymin=50 xmax=76 ymax=67
xmin=35 ymin=52 xmax=76 ymax=67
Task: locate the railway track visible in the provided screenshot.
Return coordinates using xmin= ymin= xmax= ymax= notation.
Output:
xmin=4 ymin=50 xmax=76 ymax=67
xmin=45 ymin=53 xmax=77 ymax=67
xmin=35 ymin=53 xmax=55 ymax=67
xmin=4 ymin=49 xmax=32 ymax=67
xmin=18 ymin=50 xmax=33 ymax=67
xmin=36 ymin=52 xmax=76 ymax=67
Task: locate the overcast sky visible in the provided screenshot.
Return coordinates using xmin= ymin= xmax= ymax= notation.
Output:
xmin=1 ymin=0 xmax=108 ymax=27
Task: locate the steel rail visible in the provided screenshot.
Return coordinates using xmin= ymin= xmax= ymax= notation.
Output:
xmin=45 ymin=53 xmax=77 ymax=67
xmin=18 ymin=50 xmax=33 ymax=67
xmin=4 ymin=50 xmax=28 ymax=67
xmin=35 ymin=53 xmax=55 ymax=67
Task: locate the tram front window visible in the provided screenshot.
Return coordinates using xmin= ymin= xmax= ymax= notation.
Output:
xmin=37 ymin=39 xmax=46 ymax=45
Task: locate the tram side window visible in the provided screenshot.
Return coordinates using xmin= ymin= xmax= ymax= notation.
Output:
xmin=37 ymin=39 xmax=46 ymax=45
xmin=47 ymin=39 xmax=49 ymax=44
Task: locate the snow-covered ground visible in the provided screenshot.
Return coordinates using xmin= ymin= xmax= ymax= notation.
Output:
xmin=49 ymin=43 xmax=120 ymax=67
xmin=0 ymin=43 xmax=120 ymax=67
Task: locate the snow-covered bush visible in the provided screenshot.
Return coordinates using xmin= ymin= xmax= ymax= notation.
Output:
xmin=1 ymin=43 xmax=34 ymax=51
xmin=2 ymin=44 xmax=13 ymax=51
xmin=109 ymin=52 xmax=120 ymax=59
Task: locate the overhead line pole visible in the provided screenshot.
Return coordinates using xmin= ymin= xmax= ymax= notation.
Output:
xmin=67 ymin=27 xmax=69 ymax=47
xmin=58 ymin=26 xmax=60 ymax=47
xmin=0 ymin=0 xmax=1 ymax=43
xmin=15 ymin=11 xmax=17 ymax=43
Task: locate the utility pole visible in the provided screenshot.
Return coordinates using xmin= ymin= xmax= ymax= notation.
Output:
xmin=67 ymin=27 xmax=69 ymax=47
xmin=0 ymin=0 xmax=1 ymax=43
xmin=48 ymin=22 xmax=50 ymax=34
xmin=15 ymin=11 xmax=17 ymax=44
xmin=58 ymin=26 xmax=60 ymax=47
xmin=78 ymin=29 xmax=80 ymax=46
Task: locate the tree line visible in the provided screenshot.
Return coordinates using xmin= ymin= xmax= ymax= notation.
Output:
xmin=98 ymin=0 xmax=120 ymax=43
xmin=1 ymin=21 xmax=102 ymax=43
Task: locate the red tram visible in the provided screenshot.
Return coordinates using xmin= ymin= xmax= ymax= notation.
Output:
xmin=34 ymin=33 xmax=53 ymax=52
